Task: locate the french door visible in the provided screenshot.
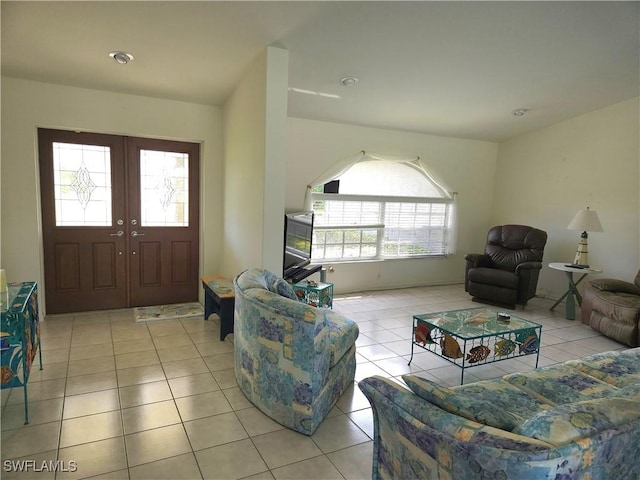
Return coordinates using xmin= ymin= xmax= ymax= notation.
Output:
xmin=38 ymin=129 xmax=200 ymax=314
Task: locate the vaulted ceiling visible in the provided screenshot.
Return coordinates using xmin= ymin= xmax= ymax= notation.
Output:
xmin=2 ymin=1 xmax=638 ymax=141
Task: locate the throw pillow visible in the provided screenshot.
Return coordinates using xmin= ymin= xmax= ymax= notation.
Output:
xmin=269 ymin=277 xmax=299 ymax=300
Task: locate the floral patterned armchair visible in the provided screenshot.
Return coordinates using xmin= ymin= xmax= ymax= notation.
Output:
xmin=233 ymin=268 xmax=359 ymax=435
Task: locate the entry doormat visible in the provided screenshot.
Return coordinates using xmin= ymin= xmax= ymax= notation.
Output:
xmin=134 ymin=302 xmax=204 ymax=323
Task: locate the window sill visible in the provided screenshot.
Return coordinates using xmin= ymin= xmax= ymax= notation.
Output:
xmin=311 ymin=255 xmax=449 ymax=265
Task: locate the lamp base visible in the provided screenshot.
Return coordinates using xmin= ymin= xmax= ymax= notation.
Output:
xmin=572 ymin=231 xmax=589 ymax=267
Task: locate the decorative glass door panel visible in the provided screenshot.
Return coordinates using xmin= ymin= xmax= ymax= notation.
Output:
xmin=52 ymin=142 xmax=112 ymax=226
xmin=139 ymin=150 xmax=189 ymax=227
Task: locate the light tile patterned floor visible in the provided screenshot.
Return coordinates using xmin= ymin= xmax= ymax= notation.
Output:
xmin=1 ymin=284 xmax=628 ymax=479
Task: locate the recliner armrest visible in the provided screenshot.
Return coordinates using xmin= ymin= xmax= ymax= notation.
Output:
xmin=465 ymin=253 xmax=491 ymax=268
xmin=515 ymin=261 xmax=543 ymax=274
xmin=589 ymin=278 xmax=640 ymax=296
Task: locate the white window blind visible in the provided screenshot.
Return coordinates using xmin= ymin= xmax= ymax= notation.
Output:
xmin=312 ymin=193 xmax=453 ymax=261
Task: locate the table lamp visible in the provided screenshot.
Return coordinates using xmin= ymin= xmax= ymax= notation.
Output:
xmin=567 ymin=207 xmax=603 ymax=267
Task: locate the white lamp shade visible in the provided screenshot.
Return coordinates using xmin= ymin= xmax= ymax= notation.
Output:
xmin=567 ymin=207 xmax=603 ymax=232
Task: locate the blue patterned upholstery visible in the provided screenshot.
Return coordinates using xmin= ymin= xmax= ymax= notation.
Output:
xmin=360 ymin=348 xmax=640 ymax=479
xmin=504 ymin=364 xmax=619 ymax=404
xmin=234 ymin=268 xmax=358 ymax=435
xmin=566 ymin=349 xmax=640 ymax=388
xmin=513 ymin=397 xmax=640 ymax=445
xmin=403 ymin=375 xmax=551 ymax=432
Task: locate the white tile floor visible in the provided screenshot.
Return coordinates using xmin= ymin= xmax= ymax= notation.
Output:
xmin=1 ymin=284 xmax=628 ymax=479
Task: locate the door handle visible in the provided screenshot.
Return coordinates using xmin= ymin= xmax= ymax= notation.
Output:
xmin=110 ymin=231 xmax=124 ymax=237
xmin=131 ymin=231 xmax=145 ymax=237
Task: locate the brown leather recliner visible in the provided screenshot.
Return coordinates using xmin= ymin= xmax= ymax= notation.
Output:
xmin=581 ymin=270 xmax=640 ymax=347
xmin=465 ymin=225 xmax=548 ymax=308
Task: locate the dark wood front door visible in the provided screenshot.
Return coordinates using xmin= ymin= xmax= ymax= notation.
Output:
xmin=126 ymin=137 xmax=200 ymax=307
xmin=38 ymin=129 xmax=200 ymax=314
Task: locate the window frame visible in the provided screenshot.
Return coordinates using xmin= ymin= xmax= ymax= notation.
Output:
xmin=311 ymin=192 xmax=454 ymax=262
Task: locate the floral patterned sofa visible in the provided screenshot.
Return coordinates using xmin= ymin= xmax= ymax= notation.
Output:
xmin=359 ymin=348 xmax=640 ymax=479
xmin=233 ymin=268 xmax=359 ymax=435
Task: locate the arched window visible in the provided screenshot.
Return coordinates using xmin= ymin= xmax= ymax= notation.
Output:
xmin=308 ymin=153 xmax=456 ymax=262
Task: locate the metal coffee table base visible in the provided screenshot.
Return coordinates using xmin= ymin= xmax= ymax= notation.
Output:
xmin=409 ymin=307 xmax=542 ymax=384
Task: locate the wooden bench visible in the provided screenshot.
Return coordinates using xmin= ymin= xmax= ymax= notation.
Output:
xmin=201 ymin=275 xmax=235 ymax=341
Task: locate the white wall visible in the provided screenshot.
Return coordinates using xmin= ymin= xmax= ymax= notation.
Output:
xmin=493 ymin=98 xmax=640 ymax=299
xmin=221 ymin=47 xmax=289 ymax=278
xmin=0 ymin=77 xmax=222 ymax=310
xmin=286 ymin=117 xmax=499 ymax=293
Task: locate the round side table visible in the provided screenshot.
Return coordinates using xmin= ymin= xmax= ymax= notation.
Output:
xmin=548 ymin=262 xmax=603 ymax=320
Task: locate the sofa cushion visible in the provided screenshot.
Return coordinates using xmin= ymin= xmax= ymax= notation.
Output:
xmin=591 ymin=291 xmax=640 ymax=327
xmin=361 ymin=376 xmax=554 ymax=454
xmin=589 ymin=278 xmax=640 ymax=295
xmin=504 ymin=364 xmax=619 ymax=405
xmin=616 ymin=383 xmax=640 ymax=400
xmin=468 ymin=267 xmax=519 ymax=289
xmin=513 ymin=397 xmax=640 ymax=446
xmin=403 ymin=375 xmax=551 ymax=431
xmin=566 ymin=348 xmax=640 ymax=388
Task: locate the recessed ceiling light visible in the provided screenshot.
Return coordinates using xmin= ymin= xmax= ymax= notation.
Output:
xmin=109 ymin=51 xmax=134 ymax=65
xmin=512 ymin=108 xmax=528 ymax=117
xmin=340 ymin=76 xmax=359 ymax=87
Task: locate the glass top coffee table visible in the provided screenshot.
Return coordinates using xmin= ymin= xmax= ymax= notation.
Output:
xmin=408 ymin=307 xmax=542 ymax=384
